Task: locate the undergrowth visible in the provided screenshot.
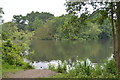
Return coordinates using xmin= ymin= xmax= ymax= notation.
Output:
xmin=49 ymin=59 xmax=117 ymax=78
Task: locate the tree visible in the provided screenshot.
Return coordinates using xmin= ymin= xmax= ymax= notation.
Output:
xmin=115 ymin=2 xmax=120 ymax=75
xmin=2 ymin=22 xmax=18 ymax=40
xmin=0 ymin=7 xmax=4 ymax=24
xmin=65 ymin=1 xmax=120 ymax=75
xmin=12 ymin=11 xmax=54 ymax=31
xmin=0 ymin=7 xmax=4 ymax=40
xmin=2 ymin=39 xmax=23 ymax=65
xmin=34 ymin=15 xmax=70 ymax=40
xmin=55 ymin=11 xmax=111 ymax=40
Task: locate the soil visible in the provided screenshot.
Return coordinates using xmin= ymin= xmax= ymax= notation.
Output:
xmin=6 ymin=69 xmax=57 ymax=78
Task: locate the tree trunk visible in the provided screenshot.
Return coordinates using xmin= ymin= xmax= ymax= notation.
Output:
xmin=116 ymin=1 xmax=120 ymax=76
xmin=111 ymin=3 xmax=116 ymax=58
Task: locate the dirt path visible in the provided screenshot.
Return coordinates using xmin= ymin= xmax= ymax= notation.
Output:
xmin=6 ymin=69 xmax=57 ymax=78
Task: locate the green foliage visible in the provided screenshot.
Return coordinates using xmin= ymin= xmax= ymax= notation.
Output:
xmin=57 ymin=62 xmax=67 ymax=73
xmin=2 ymin=21 xmax=34 ymax=73
xmin=13 ymin=11 xmax=54 ymax=31
xmin=34 ymin=15 xmax=70 ymax=40
xmin=2 ymin=62 xmax=34 ymax=77
xmin=48 ymin=64 xmax=56 ymax=71
xmin=55 ymin=16 xmax=80 ymax=40
xmin=34 ymin=23 xmax=54 ymax=40
xmin=2 ymin=39 xmax=24 ymax=66
xmin=68 ymin=60 xmax=93 ymax=77
xmin=49 ymin=61 xmax=67 ymax=73
xmin=98 ymin=18 xmax=112 ymax=39
xmin=2 ymin=62 xmax=23 ymax=77
xmin=2 ymin=22 xmax=18 ymax=40
xmin=104 ymin=59 xmax=117 ymax=74
xmin=26 ymin=19 xmax=43 ymax=31
xmin=58 ymin=2 xmax=113 ymax=40
xmin=10 ymin=10 xmax=112 ymax=40
xmin=51 ymin=59 xmax=117 ymax=78
xmin=33 ymin=11 xmax=111 ymax=40
xmin=22 ymin=63 xmax=34 ymax=69
xmin=2 ymin=22 xmax=33 ymax=51
xmin=54 ymin=14 xmax=108 ymax=40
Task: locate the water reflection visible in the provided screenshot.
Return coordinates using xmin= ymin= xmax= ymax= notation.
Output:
xmin=28 ymin=40 xmax=113 ymax=63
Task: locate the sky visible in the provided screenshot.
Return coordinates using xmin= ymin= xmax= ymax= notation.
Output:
xmin=0 ymin=0 xmax=67 ymax=22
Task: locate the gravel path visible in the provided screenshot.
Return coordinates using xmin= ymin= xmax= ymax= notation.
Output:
xmin=7 ymin=69 xmax=57 ymax=78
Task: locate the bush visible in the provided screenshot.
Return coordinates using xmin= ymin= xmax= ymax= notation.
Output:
xmin=22 ymin=63 xmax=34 ymax=69
xmin=48 ymin=64 xmax=56 ymax=71
xmin=50 ymin=59 xmax=117 ymax=78
xmin=2 ymin=39 xmax=24 ymax=66
xmin=49 ymin=61 xmax=67 ymax=73
xmin=104 ymin=59 xmax=116 ymax=74
xmin=2 ymin=39 xmax=34 ymax=70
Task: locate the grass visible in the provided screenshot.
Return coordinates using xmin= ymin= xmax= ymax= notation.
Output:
xmin=2 ymin=62 xmax=34 ymax=78
xmin=2 ymin=63 xmax=24 ymax=78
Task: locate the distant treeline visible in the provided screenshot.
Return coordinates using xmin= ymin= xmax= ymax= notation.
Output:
xmin=9 ymin=11 xmax=112 ymax=40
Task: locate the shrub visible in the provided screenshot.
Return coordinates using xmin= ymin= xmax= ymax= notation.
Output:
xmin=2 ymin=39 xmax=24 ymax=66
xmin=50 ymin=59 xmax=117 ymax=78
xmin=22 ymin=63 xmax=34 ymax=69
xmin=48 ymin=64 xmax=56 ymax=71
xmin=104 ymin=59 xmax=116 ymax=74
xmin=49 ymin=61 xmax=67 ymax=73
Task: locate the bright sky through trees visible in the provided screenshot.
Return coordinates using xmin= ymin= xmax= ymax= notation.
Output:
xmin=0 ymin=0 xmax=67 ymax=22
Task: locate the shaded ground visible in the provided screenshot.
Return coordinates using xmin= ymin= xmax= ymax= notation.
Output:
xmin=6 ymin=69 xmax=57 ymax=78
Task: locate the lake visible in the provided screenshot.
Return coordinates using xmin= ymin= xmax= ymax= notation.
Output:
xmin=28 ymin=39 xmax=113 ymax=63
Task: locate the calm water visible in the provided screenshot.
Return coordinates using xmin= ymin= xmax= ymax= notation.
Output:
xmin=29 ymin=40 xmax=113 ymax=63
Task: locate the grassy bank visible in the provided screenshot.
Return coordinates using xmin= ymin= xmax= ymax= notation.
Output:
xmin=2 ymin=62 xmax=34 ymax=78
xmin=2 ymin=63 xmax=23 ymax=78
xmin=49 ymin=59 xmax=118 ymax=78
